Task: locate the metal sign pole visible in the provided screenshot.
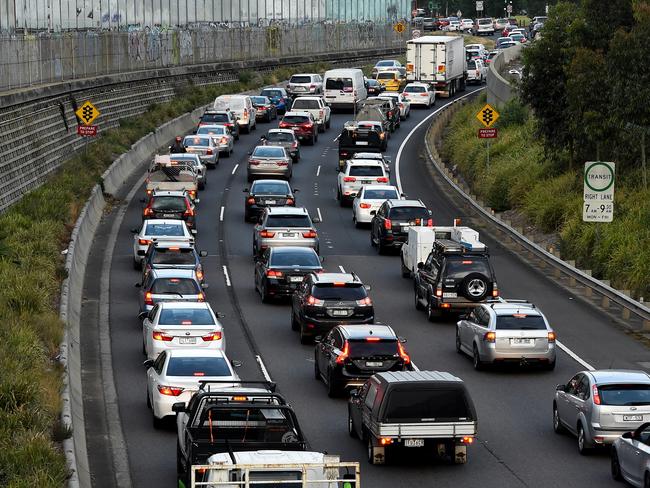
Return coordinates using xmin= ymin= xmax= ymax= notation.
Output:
xmin=486 ymin=139 xmax=490 ymax=170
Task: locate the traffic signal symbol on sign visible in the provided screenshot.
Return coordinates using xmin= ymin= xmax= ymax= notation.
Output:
xmin=75 ymin=101 xmax=100 ymax=126
xmin=476 ymin=104 xmax=500 ymax=128
xmin=393 ymin=22 xmax=405 ymax=33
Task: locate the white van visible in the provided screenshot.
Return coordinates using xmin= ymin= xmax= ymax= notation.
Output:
xmin=323 ymin=68 xmax=367 ymax=111
xmin=213 ymin=94 xmax=256 ymax=133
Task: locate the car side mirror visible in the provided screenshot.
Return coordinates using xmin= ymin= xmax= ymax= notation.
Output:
xmin=171 ymin=402 xmax=186 ymax=414
xmin=370 ymin=210 xmax=377 ymax=216
xmin=201 ymin=283 xmax=209 ymax=289
xmin=293 ymin=188 xmax=300 ymax=193
xmin=417 ymin=262 xmax=424 ymax=270
xmin=243 ymin=188 xmax=249 ymax=193
xmin=191 ymin=229 xmax=198 ymax=235
xmin=130 ymin=228 xmax=139 ymax=234
xmin=139 ymin=198 xmax=146 ymax=203
xmin=556 ymin=384 xmax=566 ymax=392
xmin=231 ymin=359 xmax=242 ymax=368
xmin=143 ymin=359 xmax=154 ymax=368
xmin=134 ymin=283 xmax=142 ymax=288
xmin=138 ymin=311 xmax=148 ymax=321
xmin=320 ymin=256 xmax=326 ymax=263
xmin=458 ymin=313 xmax=468 ymax=320
xmin=248 ymin=151 xmax=253 ymax=155
xmin=364 ymin=285 xmax=372 ymax=292
xmin=314 ymin=336 xmax=323 ymax=343
xmin=622 ymin=431 xmax=633 ymax=439
xmin=194 ymin=198 xmax=200 ymax=204
xmin=398 ymin=337 xmax=407 ymax=344
xmin=349 ymin=388 xmax=359 ymax=398
xmin=216 ymin=312 xmax=225 ymax=319
xmin=199 ymin=250 xmax=208 ymax=257
xmin=312 ymin=217 xmax=321 ymax=224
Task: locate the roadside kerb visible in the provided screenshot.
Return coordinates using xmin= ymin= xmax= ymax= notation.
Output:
xmin=423 ymin=92 xmax=650 ymax=330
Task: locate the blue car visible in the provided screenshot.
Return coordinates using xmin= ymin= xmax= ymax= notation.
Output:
xmin=260 ymin=87 xmax=291 ymax=114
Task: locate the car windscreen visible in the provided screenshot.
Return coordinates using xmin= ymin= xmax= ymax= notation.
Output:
xmin=261 ymin=89 xmax=284 ymax=98
xmin=444 ymin=258 xmax=492 ymax=280
xmin=495 ymin=314 xmax=547 ymax=330
xmin=151 ymin=278 xmax=200 ymax=295
xmin=349 ymin=166 xmax=384 ymax=177
xmin=348 ymin=339 xmax=398 ymax=357
xmin=363 ymin=189 xmax=398 ymax=200
xmin=246 ymin=472 xmax=301 ymax=487
xmin=387 ymin=207 xmax=429 ymax=220
xmin=325 ymin=77 xmax=353 ymax=91
xmin=151 ymin=248 xmax=196 ymax=265
xmin=184 ymin=137 xmax=210 ymax=147
xmin=252 ymin=181 xmax=290 ymax=195
xmin=290 ymin=75 xmax=312 ymax=83
xmin=468 ymin=60 xmax=477 ymax=69
xmin=197 ymin=127 xmax=227 ymax=136
xmin=151 ymin=197 xmax=187 ymax=211
xmin=253 ymin=147 xmax=285 ymax=158
xmin=266 ymin=132 xmax=294 ymax=142
xmin=270 ymin=250 xmax=320 ymax=267
xmin=250 ymin=96 xmax=269 ymax=105
xmin=404 ymin=85 xmax=425 ymax=93
xmin=158 ymin=308 xmax=215 ymax=325
xmin=376 ymin=72 xmax=397 ymax=80
xmin=144 ymin=222 xmax=185 ymax=236
xmin=383 ymin=388 xmax=473 ymax=422
xmin=376 ymin=61 xmax=395 ymax=67
xmin=216 ymin=98 xmax=245 ymax=110
xmin=292 ymin=99 xmax=320 ymax=109
xmin=311 ymin=284 xmax=367 ymax=300
xmin=282 ymin=115 xmax=310 ymax=124
xmin=367 ymin=80 xmax=380 ymax=86
xmin=166 ymin=357 xmax=231 ymax=377
xmin=478 ymin=18 xmax=492 ymax=25
xmin=201 ymin=113 xmax=229 ymax=123
xmin=265 ymin=215 xmax=312 ymax=228
xmin=597 ymin=385 xmax=650 ymax=406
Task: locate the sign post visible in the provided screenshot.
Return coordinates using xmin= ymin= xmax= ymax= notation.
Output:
xmin=75 ymin=100 xmax=100 ymax=154
xmin=476 ymin=104 xmax=500 ymax=170
xmin=583 ymin=161 xmax=615 ymax=222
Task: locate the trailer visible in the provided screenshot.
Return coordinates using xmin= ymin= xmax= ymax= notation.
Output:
xmin=406 ymin=35 xmax=467 ymax=97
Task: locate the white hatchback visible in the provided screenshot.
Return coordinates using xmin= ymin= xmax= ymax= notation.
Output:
xmin=131 ymin=219 xmax=194 ymax=269
xmin=352 ymin=184 xmax=401 ymax=226
xmin=141 ymin=301 xmax=225 ymax=361
xmin=402 ymin=83 xmax=436 ymax=108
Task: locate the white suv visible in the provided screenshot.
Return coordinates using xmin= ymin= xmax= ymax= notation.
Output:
xmin=337 ymin=160 xmax=390 ymax=206
xmin=402 ymin=82 xmax=436 ymax=108
xmin=213 ymin=95 xmax=256 ymax=133
xmin=287 ymin=73 xmax=323 ymax=96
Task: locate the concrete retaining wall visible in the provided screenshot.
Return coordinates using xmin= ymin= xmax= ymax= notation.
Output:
xmin=486 ymin=43 xmax=523 ymax=108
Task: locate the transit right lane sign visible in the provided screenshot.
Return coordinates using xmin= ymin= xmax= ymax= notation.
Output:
xmin=583 ymin=161 xmax=615 ymax=222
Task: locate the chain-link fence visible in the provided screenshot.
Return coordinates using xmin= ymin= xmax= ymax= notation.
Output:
xmin=0 ymin=0 xmax=410 ymax=31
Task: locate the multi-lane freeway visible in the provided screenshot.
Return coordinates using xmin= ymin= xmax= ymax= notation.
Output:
xmin=81 ymin=83 xmax=649 ymax=488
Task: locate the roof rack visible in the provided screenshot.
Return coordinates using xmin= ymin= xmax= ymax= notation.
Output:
xmin=198 ymin=380 xmax=277 ymax=392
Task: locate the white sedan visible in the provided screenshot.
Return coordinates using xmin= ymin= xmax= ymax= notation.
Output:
xmin=131 ymin=219 xmax=194 ymax=269
xmin=145 ymin=348 xmax=239 ymax=428
xmin=141 ymin=301 xmax=225 ymax=361
xmin=380 ymin=92 xmax=411 ymax=120
xmin=352 ymin=184 xmax=401 ymax=227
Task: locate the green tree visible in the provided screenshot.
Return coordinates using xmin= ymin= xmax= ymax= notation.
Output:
xmin=577 ymin=0 xmax=634 ymax=51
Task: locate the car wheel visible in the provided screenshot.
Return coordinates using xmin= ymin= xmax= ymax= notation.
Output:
xmin=461 ymin=273 xmax=489 ymax=302
xmin=326 ymin=118 xmax=331 ymax=129
xmin=348 ymin=410 xmax=357 ymax=438
xmin=577 ymin=424 xmax=591 ymax=455
xmin=400 ymin=258 xmax=410 ymax=278
xmin=146 ymin=390 xmax=151 ymax=409
xmin=299 ymin=324 xmax=310 ymax=344
xmin=414 ymin=287 xmax=424 ymax=310
xmin=198 ymin=181 xmax=205 ymax=191
xmin=315 ymin=132 xmax=319 ymax=143
xmin=455 ymin=328 xmax=462 ymax=353
xmin=644 ymin=472 xmax=650 ymax=488
xmin=291 ymin=311 xmax=299 ymax=331
xmin=544 ymin=359 xmax=556 ymax=371
xmin=251 ymin=121 xmax=256 ymax=131
xmin=318 ymin=123 xmax=324 ymax=133
xmin=610 ymin=449 xmax=623 ymax=481
xmin=473 ymin=344 xmax=484 ymax=371
xmin=377 ymin=238 xmax=386 ymax=255
xmin=260 ymin=281 xmax=270 ymax=303
xmin=142 ymin=339 xmax=146 ymax=355
xmin=152 ymin=413 xmax=164 ymax=430
xmin=426 ymin=295 xmax=442 ymax=321
xmin=367 ymin=437 xmax=381 ymax=465
xmin=327 ymin=370 xmax=340 ymax=398
xmin=552 ymin=404 xmax=566 ymax=434
xmin=176 ymin=442 xmax=185 ymax=478
xmin=133 ymin=258 xmax=141 ymax=270
xmin=314 ymin=354 xmax=321 ymax=380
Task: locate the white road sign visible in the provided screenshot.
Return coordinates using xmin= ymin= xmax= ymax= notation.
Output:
xmin=583 ymin=161 xmax=615 ymax=222
xmin=476 ymin=1 xmax=484 ymax=11
xmin=412 ymin=29 xmax=421 ymax=39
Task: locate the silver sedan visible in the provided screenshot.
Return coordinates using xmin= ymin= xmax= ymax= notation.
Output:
xmin=182 ymin=134 xmax=219 ymax=168
xmin=247 ymin=145 xmax=292 ymax=182
xmin=196 ymin=124 xmax=234 ymax=157
xmin=612 ymin=422 xmax=650 ymax=486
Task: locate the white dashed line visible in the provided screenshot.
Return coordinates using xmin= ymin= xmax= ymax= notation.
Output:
xmin=231 ymin=164 xmax=239 ymax=175
xmin=219 ymin=206 xmax=225 ymax=222
xmin=557 ymin=341 xmax=595 ymax=371
xmin=333 ymin=135 xmax=340 ymax=142
xmin=338 ymin=265 xmax=346 ymax=273
xmin=317 ymin=208 xmax=323 ymax=222
xmin=222 ymin=265 xmax=231 ymax=287
xmin=411 ymin=362 xmax=420 ymax=371
xmin=256 ymin=355 xmax=273 ymax=382
xmin=316 ymin=165 xmax=321 ymax=176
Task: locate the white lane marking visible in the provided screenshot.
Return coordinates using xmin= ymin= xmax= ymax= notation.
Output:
xmin=222 ymin=265 xmax=231 ymax=287
xmin=338 ymin=265 xmax=346 ymax=273
xmin=395 ymin=88 xmax=484 ymax=194
xmin=411 ymin=362 xmax=420 ymax=371
xmin=316 ymin=165 xmax=321 ymax=176
xmin=557 ymin=341 xmax=595 ymax=371
xmin=219 ymin=206 xmax=225 ymax=222
xmin=317 ymin=208 xmax=323 ymax=222
xmin=333 ymin=134 xmax=340 ymax=142
xmin=231 ymin=163 xmax=239 ymax=175
xmin=256 ymin=355 xmax=273 ymax=382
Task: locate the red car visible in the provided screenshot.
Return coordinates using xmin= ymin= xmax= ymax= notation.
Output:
xmin=278 ymin=112 xmax=318 ymax=145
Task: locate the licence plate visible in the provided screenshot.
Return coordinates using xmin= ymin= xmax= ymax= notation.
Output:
xmin=356 ymin=141 xmax=369 ymax=145
xmin=283 ymin=233 xmax=296 ymax=238
xmin=162 ymin=213 xmax=176 ymax=218
xmin=265 ymin=200 xmax=277 ymax=205
xmin=624 ymin=415 xmax=643 ymax=421
xmin=366 ymin=361 xmax=383 ymax=367
xmin=443 ymin=292 xmax=457 ymax=298
xmin=361 ymin=180 xmax=372 ymax=184
xmin=179 ymin=337 xmax=196 ymax=344
xmin=510 ymin=338 xmax=534 ymax=346
xmin=289 ymin=276 xmax=303 ymax=282
xmin=331 ymin=309 xmax=349 ymax=316
xmin=404 ymin=439 xmax=424 ymax=448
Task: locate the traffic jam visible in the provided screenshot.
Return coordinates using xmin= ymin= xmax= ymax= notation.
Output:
xmin=126 ymin=24 xmax=650 ymax=487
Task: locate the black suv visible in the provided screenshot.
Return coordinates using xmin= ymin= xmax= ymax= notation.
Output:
xmin=414 ymin=239 xmax=498 ymax=320
xmin=370 ymin=199 xmax=432 ymax=254
xmin=254 ymin=247 xmax=323 ymax=301
xmin=314 ymin=324 xmax=411 ymax=397
xmin=141 ymin=242 xmax=207 ymax=283
xmin=291 ymin=273 xmax=374 ymax=344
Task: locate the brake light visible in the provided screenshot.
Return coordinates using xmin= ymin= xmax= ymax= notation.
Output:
xmin=143 ymin=207 xmax=154 ymax=217
xmin=377 ymin=177 xmax=389 ymax=183
xmin=276 ymin=161 xmax=289 ymax=166
xmin=266 ymin=270 xmax=284 ymax=277
xmin=426 ymin=218 xmax=433 ymax=227
xmin=356 ymin=297 xmax=372 ymax=307
xmin=196 ymin=268 xmax=204 ymax=281
xmin=420 ymin=93 xmax=429 ymax=97
xmin=461 ymin=436 xmax=474 ymax=444
xmin=291 ymin=142 xmax=298 ymax=148
xmin=319 ymin=109 xmax=324 ymax=118
xmin=144 ymin=292 xmax=154 ymax=305
xmin=279 ymin=121 xmax=290 ymax=128
xmin=476 ymin=70 xmax=480 ymax=76
xmin=379 ymin=133 xmax=385 ymax=140
xmin=286 ymin=198 xmax=294 ymax=205
xmin=197 ymin=292 xmax=205 ymax=302
xmin=547 ymin=331 xmax=556 ymax=343
xmin=249 ymin=159 xmax=261 ymax=166
xmin=202 ymin=331 xmax=222 ymax=341
xmin=435 ymin=286 xmax=442 ymax=298
xmin=592 ymin=385 xmax=601 ymax=405
xmin=388 ymin=111 xmax=392 ymax=117
xmin=380 ymin=437 xmax=393 ymax=445
xmin=206 ymin=149 xmax=213 ymax=155
xmin=310 ymin=84 xmax=316 ymax=89
xmin=193 ymin=372 xmax=205 ymax=376
xmin=343 ymin=176 xmax=356 ymax=182
xmin=302 ymin=230 xmax=317 ymax=238
xmin=484 ymin=331 xmax=496 ymax=343
xmin=138 ymin=239 xmax=151 ymax=246
xmin=336 ymin=340 xmax=350 ymax=364
xmin=303 ymin=122 xmax=313 ymax=128
xmin=157 ymin=385 xmax=184 ymax=396
xmin=384 ymin=219 xmax=392 ymax=230
xmin=247 ymin=197 xmax=255 ymax=205
xmin=219 ymin=137 xmax=228 ymax=145
xmin=492 ymin=285 xmax=499 ymax=297
xmin=152 ymin=331 xmax=173 ymax=341
xmin=243 ymin=108 xmax=248 ymax=117
xmin=260 ymin=230 xmax=276 ymax=238
xmin=360 ymin=203 xmax=371 ymax=209
xmin=366 ymin=337 xmax=381 ymax=342
xmin=398 ymin=342 xmax=411 ymax=364
xmin=306 ymin=295 xmax=324 ymax=306
xmin=188 ymin=190 xmax=197 ymax=200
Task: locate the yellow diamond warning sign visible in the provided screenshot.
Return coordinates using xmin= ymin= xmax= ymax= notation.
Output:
xmin=76 ymin=101 xmax=100 ymax=126
xmin=476 ymin=103 xmax=499 ymax=128
xmin=393 ymin=22 xmax=405 ymax=33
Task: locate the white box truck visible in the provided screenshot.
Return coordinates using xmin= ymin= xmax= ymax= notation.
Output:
xmin=406 ymin=35 xmax=467 ymax=97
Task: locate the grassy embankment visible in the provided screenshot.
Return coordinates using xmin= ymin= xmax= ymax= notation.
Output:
xmin=441 ymin=95 xmax=650 ymax=299
xmin=0 ymin=61 xmax=333 ymax=487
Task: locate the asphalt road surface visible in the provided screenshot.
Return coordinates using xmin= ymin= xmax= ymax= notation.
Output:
xmin=88 ymin=83 xmax=648 ymax=487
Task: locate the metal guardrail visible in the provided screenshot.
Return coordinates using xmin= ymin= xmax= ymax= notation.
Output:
xmin=424 ymin=91 xmax=650 ymax=328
